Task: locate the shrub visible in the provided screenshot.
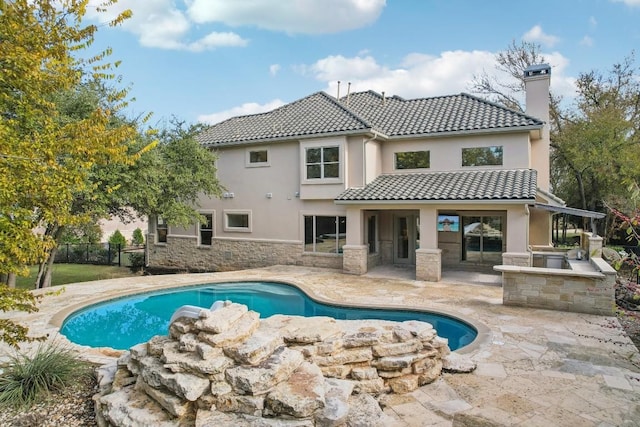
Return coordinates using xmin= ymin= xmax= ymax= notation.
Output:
xmin=0 ymin=342 xmax=91 ymax=408
xmin=132 ymin=228 xmax=145 ymax=245
xmin=128 ymin=252 xmax=145 ymax=270
xmin=108 ymin=230 xmax=127 ymax=248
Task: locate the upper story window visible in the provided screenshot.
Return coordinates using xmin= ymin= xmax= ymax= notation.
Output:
xmin=462 ymin=146 xmax=503 ymax=167
xmin=306 ymin=146 xmax=339 ymax=179
xmin=224 ymin=210 xmax=251 ymax=232
xmin=199 ymin=213 xmax=213 ymax=245
xmin=395 ymin=150 xmax=430 ymax=170
xmin=156 ymin=217 xmax=167 ymax=244
xmin=246 ymin=148 xmax=269 ymax=167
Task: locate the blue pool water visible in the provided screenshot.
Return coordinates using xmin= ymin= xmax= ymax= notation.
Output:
xmin=60 ymin=281 xmax=477 ymax=351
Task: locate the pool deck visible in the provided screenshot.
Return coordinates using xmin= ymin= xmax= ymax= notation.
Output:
xmin=1 ymin=265 xmax=639 ymax=426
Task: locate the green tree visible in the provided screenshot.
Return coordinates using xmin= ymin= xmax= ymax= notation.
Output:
xmin=32 ymin=87 xmax=222 ymax=288
xmin=122 ymin=120 xmax=224 ymax=228
xmin=471 ymin=42 xmax=640 ymax=240
xmin=59 ymin=223 xmax=103 ymax=244
xmin=131 ymin=228 xmax=144 ymax=245
xmin=0 ymin=0 xmax=134 ymax=346
xmin=32 ymin=79 xmax=155 ymax=288
xmin=552 ymin=55 xmax=640 ymax=218
xmin=108 ymin=230 xmax=127 ymax=248
xmin=0 ymin=0 xmax=135 ymax=282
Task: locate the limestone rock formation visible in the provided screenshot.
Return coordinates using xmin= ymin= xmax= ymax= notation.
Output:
xmin=94 ymin=300 xmax=467 ymax=426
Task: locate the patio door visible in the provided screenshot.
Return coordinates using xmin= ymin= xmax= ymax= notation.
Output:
xmin=394 ymin=214 xmax=419 ymax=265
xmin=462 ymin=215 xmax=504 ymax=264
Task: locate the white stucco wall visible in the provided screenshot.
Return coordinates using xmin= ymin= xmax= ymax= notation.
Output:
xmin=379 ymin=132 xmax=531 ymax=174
xmin=187 ymin=139 xmax=349 ymax=243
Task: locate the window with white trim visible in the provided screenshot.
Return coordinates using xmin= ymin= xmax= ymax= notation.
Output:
xmin=224 ymin=210 xmax=251 ymax=232
xmin=246 ymin=148 xmax=269 ymax=167
xmin=304 ymin=215 xmax=346 ymax=253
xmin=305 ymin=146 xmax=339 ymax=179
xmin=199 ymin=213 xmax=213 ymax=245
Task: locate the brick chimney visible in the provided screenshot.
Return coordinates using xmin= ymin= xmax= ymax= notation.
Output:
xmin=524 ymin=64 xmax=551 ymax=191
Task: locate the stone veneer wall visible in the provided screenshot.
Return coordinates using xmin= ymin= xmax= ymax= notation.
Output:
xmin=416 ymin=248 xmax=442 ymax=282
xmin=342 ymin=245 xmax=368 ymax=275
xmin=497 ymin=264 xmax=616 ymax=315
xmin=148 ymin=235 xmax=342 ymax=272
xmin=94 ymin=301 xmax=475 ymax=426
xmin=502 ymin=252 xmax=532 ymax=267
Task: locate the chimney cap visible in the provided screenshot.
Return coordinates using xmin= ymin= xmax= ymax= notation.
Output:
xmin=524 ymin=63 xmax=551 ymax=78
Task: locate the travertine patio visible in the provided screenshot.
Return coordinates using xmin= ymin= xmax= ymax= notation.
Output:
xmin=1 ymin=265 xmax=639 ymax=426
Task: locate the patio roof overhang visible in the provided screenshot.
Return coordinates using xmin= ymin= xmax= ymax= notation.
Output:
xmin=531 ymin=203 xmax=605 ymax=219
xmin=531 ymin=202 xmax=605 ymax=237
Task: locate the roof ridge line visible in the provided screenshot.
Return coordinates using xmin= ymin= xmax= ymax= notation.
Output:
xmin=459 ymin=92 xmax=544 ymax=123
xmin=320 ymin=90 xmax=376 ymax=131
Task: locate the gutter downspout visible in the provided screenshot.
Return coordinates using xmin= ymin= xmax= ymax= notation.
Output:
xmin=525 ymin=204 xmax=531 ymax=259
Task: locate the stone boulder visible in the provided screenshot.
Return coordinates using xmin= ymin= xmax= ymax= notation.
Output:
xmin=94 ymin=300 xmax=471 ymax=426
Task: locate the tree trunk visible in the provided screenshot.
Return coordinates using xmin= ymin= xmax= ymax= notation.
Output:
xmin=37 ymin=246 xmax=57 ymax=288
xmin=6 ymin=273 xmax=16 ymax=288
xmin=36 ymin=225 xmax=63 ymax=289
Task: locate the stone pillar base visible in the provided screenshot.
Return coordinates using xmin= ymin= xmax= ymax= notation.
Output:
xmin=342 ymin=245 xmax=369 ymax=275
xmin=502 ymin=252 xmax=531 ymax=267
xmin=416 ymin=248 xmax=442 ymax=282
xmin=588 ymin=235 xmax=603 ymax=258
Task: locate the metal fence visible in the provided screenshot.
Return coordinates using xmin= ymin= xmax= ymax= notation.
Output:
xmin=53 ymin=243 xmax=145 ymax=268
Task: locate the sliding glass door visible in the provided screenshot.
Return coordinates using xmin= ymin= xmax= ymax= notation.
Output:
xmin=462 ymin=215 xmax=503 ymax=264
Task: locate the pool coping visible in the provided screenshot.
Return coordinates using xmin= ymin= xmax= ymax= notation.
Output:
xmin=49 ymin=274 xmax=490 ymax=357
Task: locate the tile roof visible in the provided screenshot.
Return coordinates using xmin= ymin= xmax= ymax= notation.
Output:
xmin=343 ymin=91 xmax=542 ymax=137
xmin=335 ymin=169 xmax=538 ymax=202
xmin=197 ymin=90 xmax=543 ymax=147
xmin=198 ymin=92 xmax=372 ymax=147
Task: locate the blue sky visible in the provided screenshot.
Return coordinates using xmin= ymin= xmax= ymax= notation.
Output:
xmin=84 ymin=0 xmax=640 ymax=126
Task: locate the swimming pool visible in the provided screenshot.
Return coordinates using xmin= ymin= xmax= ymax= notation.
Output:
xmin=60 ymin=281 xmax=477 ymax=351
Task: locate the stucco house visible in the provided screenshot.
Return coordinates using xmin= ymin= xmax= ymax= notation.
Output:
xmin=147 ymin=64 xmax=590 ymax=280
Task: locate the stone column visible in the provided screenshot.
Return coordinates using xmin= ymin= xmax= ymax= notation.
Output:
xmin=346 ymin=208 xmax=363 ymax=245
xmin=342 ymin=245 xmax=368 ymax=275
xmin=588 ymin=235 xmax=603 ymax=258
xmin=416 ymin=248 xmax=441 ymax=282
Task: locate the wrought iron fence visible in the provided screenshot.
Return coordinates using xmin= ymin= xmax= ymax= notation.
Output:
xmin=53 ymin=243 xmax=145 ymax=268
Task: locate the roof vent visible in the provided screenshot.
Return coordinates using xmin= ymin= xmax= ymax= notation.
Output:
xmin=336 ymin=81 xmax=341 ymax=99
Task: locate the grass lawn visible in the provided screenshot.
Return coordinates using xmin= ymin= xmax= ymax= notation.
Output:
xmin=15 ymin=264 xmax=140 ymax=290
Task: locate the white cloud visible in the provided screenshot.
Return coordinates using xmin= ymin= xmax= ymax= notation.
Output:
xmin=303 ymin=55 xmax=383 ymax=81
xmin=300 ymin=50 xmax=496 ymax=99
xmin=589 ymin=16 xmax=598 ymax=28
xmin=611 ymin=0 xmax=640 ymax=6
xmin=186 ymin=0 xmax=386 ymax=34
xmin=269 ymin=64 xmax=281 ymax=76
xmin=187 ymin=32 xmax=248 ymax=52
xmin=198 ymin=99 xmax=286 ymax=124
xmin=201 ymin=49 xmax=576 ymax=126
xmin=303 ymin=50 xmax=577 ymax=105
xmin=85 ymin=0 xmax=248 ymax=51
xmin=541 ymin=52 xmax=576 ymax=101
xmin=523 ymin=25 xmax=560 ymax=48
xmin=580 ymin=36 xmax=594 ymax=47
